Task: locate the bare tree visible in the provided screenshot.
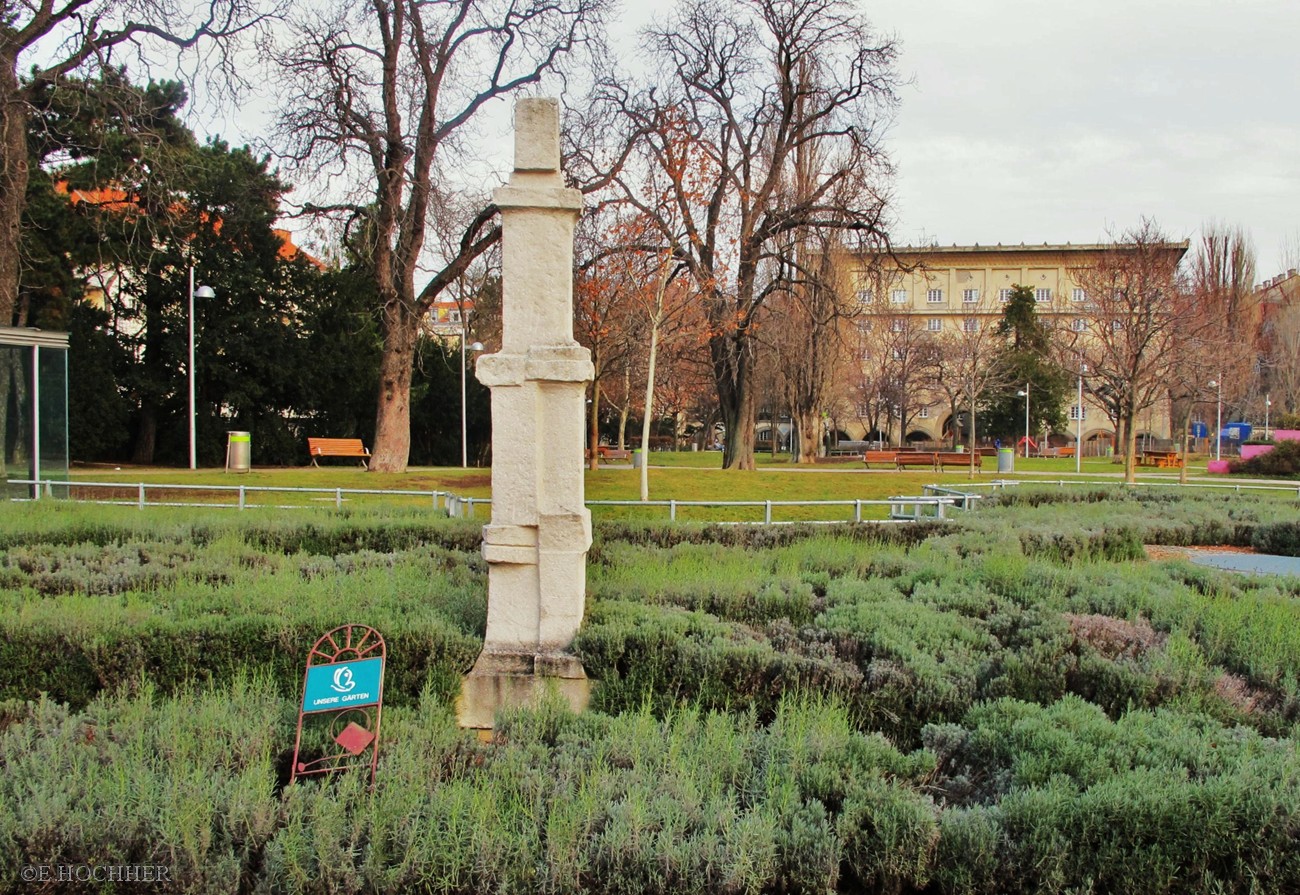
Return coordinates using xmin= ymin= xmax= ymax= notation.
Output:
xmin=605 ymin=0 xmax=898 ymax=469
xmin=1262 ymin=285 xmax=1300 ymax=415
xmin=271 ymin=0 xmax=607 ymax=471
xmin=574 ymin=211 xmax=639 ymax=469
xmin=855 ymin=299 xmax=935 ymax=448
xmin=928 ymin=302 xmax=1010 ymax=478
xmin=1069 ymin=220 xmax=1191 ymax=483
xmin=1189 ymin=223 xmax=1258 ymax=419
xmin=768 ymin=239 xmax=858 ymax=463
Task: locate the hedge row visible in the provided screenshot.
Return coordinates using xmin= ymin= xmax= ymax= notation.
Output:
xmin=0 ymin=505 xmax=488 ymax=709
xmin=581 ymin=527 xmax=1300 ymax=744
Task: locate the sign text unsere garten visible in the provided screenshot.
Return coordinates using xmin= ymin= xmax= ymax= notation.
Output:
xmin=301 ymin=657 xmax=384 ymax=713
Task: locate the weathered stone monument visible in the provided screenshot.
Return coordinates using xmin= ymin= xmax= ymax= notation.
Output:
xmin=455 ymin=98 xmax=594 ymax=729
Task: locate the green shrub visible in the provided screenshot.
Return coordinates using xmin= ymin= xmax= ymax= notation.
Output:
xmin=1228 ymin=439 xmax=1300 ymax=477
xmin=1251 ymin=520 xmax=1300 ymax=556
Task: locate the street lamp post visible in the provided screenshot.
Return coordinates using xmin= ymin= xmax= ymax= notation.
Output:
xmin=1076 ymin=362 xmax=1086 ymax=474
xmin=1208 ymin=375 xmax=1222 ymax=461
xmin=1206 ymin=374 xmax=1216 ymax=465
xmin=1017 ymin=383 xmax=1030 ymax=458
xmin=1265 ymin=394 xmax=1271 ymax=439
xmin=188 ymin=267 xmax=216 ymax=470
xmin=461 ymin=330 xmax=484 ymax=468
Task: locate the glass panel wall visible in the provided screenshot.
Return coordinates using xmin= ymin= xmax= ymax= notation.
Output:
xmin=2 ymin=343 xmax=33 ymax=498
xmin=38 ymin=345 xmax=69 ymax=495
xmin=0 ymin=328 xmax=69 ymax=500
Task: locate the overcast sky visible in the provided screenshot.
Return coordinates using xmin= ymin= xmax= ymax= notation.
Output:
xmin=207 ymin=0 xmax=1299 ymax=278
xmin=867 ymin=0 xmax=1300 ymax=276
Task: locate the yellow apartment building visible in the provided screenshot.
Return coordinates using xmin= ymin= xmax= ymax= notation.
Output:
xmin=842 ymin=241 xmax=1190 ymax=449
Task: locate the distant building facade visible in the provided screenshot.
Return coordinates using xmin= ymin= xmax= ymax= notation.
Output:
xmin=842 ymin=241 xmax=1190 ymax=450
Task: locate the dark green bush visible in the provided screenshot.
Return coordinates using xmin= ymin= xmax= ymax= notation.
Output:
xmin=1228 ymin=439 xmax=1300 ymax=477
xmin=1251 ymin=520 xmax=1300 ymax=556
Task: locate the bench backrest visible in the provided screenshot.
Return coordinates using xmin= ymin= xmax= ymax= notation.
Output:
xmin=308 ymin=438 xmax=368 ymax=455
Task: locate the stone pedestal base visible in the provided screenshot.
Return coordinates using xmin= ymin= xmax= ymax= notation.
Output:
xmin=454 ymin=650 xmax=591 ymax=730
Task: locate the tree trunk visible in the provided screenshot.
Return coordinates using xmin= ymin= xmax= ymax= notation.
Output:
xmin=370 ymin=303 xmax=418 ymax=473
xmin=639 ymin=319 xmax=660 ymax=501
xmin=968 ymin=393 xmax=978 ymax=480
xmin=0 ymin=359 xmax=9 ymax=477
xmin=796 ymin=410 xmax=819 ymax=464
xmin=1122 ymin=404 xmax=1138 ymax=483
xmin=617 ymin=363 xmax=631 ymax=450
xmin=0 ymin=57 xmax=29 ymax=472
xmin=1179 ymin=408 xmax=1192 ymax=485
xmin=714 ymin=332 xmax=756 ymax=470
xmin=130 ymin=287 xmax=167 ymax=465
xmin=0 ymin=56 xmax=28 ymax=328
xmin=588 ymin=379 xmax=601 ymax=471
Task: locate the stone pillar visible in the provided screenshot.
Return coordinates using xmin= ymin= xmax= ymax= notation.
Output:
xmin=456 ymin=98 xmax=593 ymax=729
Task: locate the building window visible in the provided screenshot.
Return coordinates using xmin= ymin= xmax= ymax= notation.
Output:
xmin=998 ymin=288 xmax=1013 ymax=302
xmin=927 ymin=288 xmax=944 ymax=304
xmin=891 ymin=348 xmax=905 ymax=361
xmin=918 ymin=406 xmax=930 ymax=419
xmin=890 ymin=319 xmax=905 ymax=332
xmin=859 ymin=318 xmax=874 ymax=332
xmin=962 ymin=318 xmax=978 ymax=333
xmin=1111 ymin=319 xmax=1123 ymax=332
xmin=890 ymin=289 xmax=908 ymax=304
xmin=927 ymin=318 xmax=942 ymax=332
xmin=1034 ymin=288 xmax=1052 ymax=303
xmin=1072 ymin=288 xmax=1087 ymax=302
xmin=1070 ymin=405 xmax=1086 ymax=421
xmin=856 ymin=290 xmax=872 ymax=305
xmin=1071 ymin=318 xmax=1086 ymax=332
xmin=962 ymin=288 xmax=980 ymax=303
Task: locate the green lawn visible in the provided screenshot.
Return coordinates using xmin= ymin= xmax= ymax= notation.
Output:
xmin=61 ymin=452 xmax=1230 ymax=521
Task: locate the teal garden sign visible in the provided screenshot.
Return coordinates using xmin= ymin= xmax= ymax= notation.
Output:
xmin=291 ymin=625 xmax=386 ymax=786
xmin=302 ymin=656 xmax=384 ymax=713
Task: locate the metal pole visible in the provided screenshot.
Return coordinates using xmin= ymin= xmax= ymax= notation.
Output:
xmin=1076 ymin=363 xmax=1084 ymax=474
xmin=1024 ymin=382 xmax=1030 ymax=458
xmin=31 ymin=346 xmax=40 ymax=499
xmin=189 ymin=266 xmax=197 ymax=470
xmin=1265 ymin=394 xmax=1271 ymax=439
xmin=1215 ymin=376 xmax=1222 ymax=462
xmin=461 ymin=328 xmax=468 ymax=468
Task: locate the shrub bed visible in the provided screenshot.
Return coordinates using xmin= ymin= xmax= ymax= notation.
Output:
xmin=3 ymin=682 xmax=1299 ymax=894
xmin=3 ymin=491 xmax=1300 ymax=891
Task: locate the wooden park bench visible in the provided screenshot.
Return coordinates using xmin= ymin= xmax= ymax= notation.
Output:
xmin=862 ymin=450 xmax=899 ymax=468
xmin=828 ymin=440 xmax=870 ymax=457
xmin=308 ymin=437 xmax=371 ymax=468
xmin=1138 ymin=449 xmax=1183 ymax=468
xmin=895 ymin=452 xmax=937 ymax=470
xmin=1043 ymin=446 xmax=1077 ymax=459
xmin=586 ymin=446 xmax=633 ymax=462
xmin=936 ymin=451 xmax=980 ymax=472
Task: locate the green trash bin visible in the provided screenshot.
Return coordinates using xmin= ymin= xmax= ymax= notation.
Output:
xmin=997 ymin=447 xmax=1014 ymax=473
xmin=632 ymin=449 xmax=644 ymax=469
xmin=225 ymin=431 xmax=251 ymax=473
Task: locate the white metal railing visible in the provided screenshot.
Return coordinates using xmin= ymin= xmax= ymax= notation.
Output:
xmin=959 ymin=478 xmax=1300 ymax=498
xmin=587 ymin=496 xmax=965 ymax=524
xmin=7 ymin=479 xmax=452 ymax=512
xmin=7 ymin=479 xmax=972 ymax=524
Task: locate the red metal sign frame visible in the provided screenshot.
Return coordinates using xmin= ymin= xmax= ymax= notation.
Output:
xmin=290 ymin=624 xmax=386 ymax=787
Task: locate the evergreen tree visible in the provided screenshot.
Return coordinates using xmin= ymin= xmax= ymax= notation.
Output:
xmin=27 ymin=73 xmax=331 ymax=464
xmin=982 ymin=286 xmax=1069 ymax=447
